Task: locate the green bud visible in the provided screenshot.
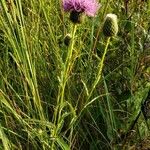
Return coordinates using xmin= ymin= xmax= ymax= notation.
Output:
xmin=64 ymin=34 xmax=71 ymax=46
xmin=103 ymin=14 xmax=118 ymax=37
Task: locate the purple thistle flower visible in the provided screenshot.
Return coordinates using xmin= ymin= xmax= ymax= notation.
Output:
xmin=63 ymin=0 xmax=100 ymax=17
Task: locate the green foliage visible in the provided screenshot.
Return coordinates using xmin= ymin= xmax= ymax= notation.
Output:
xmin=0 ymin=0 xmax=150 ymax=149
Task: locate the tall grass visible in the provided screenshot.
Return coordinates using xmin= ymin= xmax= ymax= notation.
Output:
xmin=0 ymin=0 xmax=150 ymax=150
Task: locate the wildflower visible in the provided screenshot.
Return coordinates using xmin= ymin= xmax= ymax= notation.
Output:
xmin=63 ymin=0 xmax=100 ymax=23
xmin=103 ymin=14 xmax=118 ymax=37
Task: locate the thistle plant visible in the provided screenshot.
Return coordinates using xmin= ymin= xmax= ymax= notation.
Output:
xmin=89 ymin=14 xmax=118 ymax=99
xmin=0 ymin=0 xmax=149 ymax=149
xmin=51 ymin=0 xmax=100 ymax=149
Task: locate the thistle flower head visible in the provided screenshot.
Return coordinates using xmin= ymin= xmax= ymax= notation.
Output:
xmin=63 ymin=0 xmax=100 ymax=18
xmin=103 ymin=14 xmax=118 ymax=37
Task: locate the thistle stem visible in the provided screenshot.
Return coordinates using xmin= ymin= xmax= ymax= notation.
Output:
xmin=51 ymin=24 xmax=77 ymax=149
xmin=88 ymin=37 xmax=111 ymax=100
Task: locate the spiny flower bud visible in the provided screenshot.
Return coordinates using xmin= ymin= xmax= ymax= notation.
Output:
xmin=70 ymin=11 xmax=84 ymax=24
xmin=64 ymin=34 xmax=72 ymax=46
xmin=103 ymin=14 xmax=118 ymax=37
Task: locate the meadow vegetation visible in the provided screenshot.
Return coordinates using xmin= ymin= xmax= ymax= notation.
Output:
xmin=0 ymin=0 xmax=150 ymax=149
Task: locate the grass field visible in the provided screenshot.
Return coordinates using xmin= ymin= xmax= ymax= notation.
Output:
xmin=0 ymin=0 xmax=150 ymax=149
